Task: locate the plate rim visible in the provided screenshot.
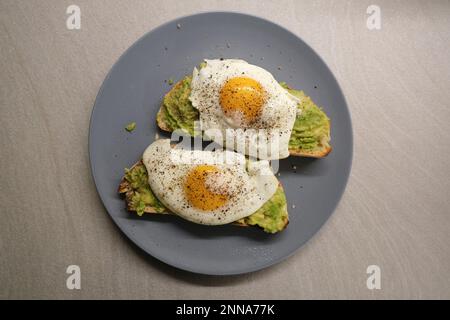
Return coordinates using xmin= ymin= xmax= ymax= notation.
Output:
xmin=88 ymin=11 xmax=353 ymax=275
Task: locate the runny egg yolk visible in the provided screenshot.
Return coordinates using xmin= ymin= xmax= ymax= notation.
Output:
xmin=219 ymin=77 xmax=266 ymax=124
xmin=184 ymin=165 xmax=228 ymax=211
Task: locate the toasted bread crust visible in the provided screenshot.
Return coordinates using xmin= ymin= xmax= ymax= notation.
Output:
xmin=157 ymin=79 xmax=331 ymax=159
xmin=288 ymin=145 xmax=332 ymax=158
xmin=156 ymin=106 xmax=173 ymax=133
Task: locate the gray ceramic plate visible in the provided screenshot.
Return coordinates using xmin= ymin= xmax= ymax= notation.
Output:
xmin=89 ymin=12 xmax=352 ymax=275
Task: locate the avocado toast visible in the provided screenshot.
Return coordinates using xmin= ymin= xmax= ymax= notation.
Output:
xmin=118 ymin=160 xmax=289 ymax=233
xmin=157 ymin=76 xmax=331 ymax=158
xmin=119 ymin=62 xmax=330 ymax=233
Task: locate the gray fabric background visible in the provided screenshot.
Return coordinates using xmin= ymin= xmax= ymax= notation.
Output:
xmin=1 ymin=0 xmax=449 ymax=299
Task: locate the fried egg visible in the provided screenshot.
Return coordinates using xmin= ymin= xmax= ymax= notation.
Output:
xmin=142 ymin=139 xmax=278 ymax=225
xmin=189 ymin=59 xmax=300 ymax=160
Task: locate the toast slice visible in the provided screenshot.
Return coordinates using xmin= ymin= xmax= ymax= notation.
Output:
xmin=118 ymin=160 xmax=289 ymax=233
xmin=157 ymin=77 xmax=331 ymax=158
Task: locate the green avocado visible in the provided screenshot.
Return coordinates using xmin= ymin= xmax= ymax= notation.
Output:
xmin=123 ymin=162 xmax=288 ymax=233
xmin=161 ymin=77 xmax=199 ymax=136
xmin=125 ymin=122 xmax=136 ymax=132
xmin=281 ymin=83 xmax=330 ymax=151
xmin=159 ymin=76 xmax=330 ymax=153
xmin=236 ymin=186 xmax=288 ymax=233
xmin=124 ymin=164 xmax=165 ymax=215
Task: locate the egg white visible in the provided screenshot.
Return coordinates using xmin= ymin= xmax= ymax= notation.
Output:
xmin=142 ymin=139 xmax=278 ymax=225
xmin=190 ymin=59 xmax=300 ymax=160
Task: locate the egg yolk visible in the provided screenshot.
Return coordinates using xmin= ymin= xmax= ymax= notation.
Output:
xmin=219 ymin=77 xmax=266 ymax=124
xmin=184 ymin=165 xmax=228 ymax=211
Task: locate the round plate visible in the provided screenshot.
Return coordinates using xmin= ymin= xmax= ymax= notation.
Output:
xmin=89 ymin=12 xmax=352 ymax=275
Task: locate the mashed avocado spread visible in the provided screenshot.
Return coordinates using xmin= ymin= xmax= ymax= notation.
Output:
xmin=282 ymin=83 xmax=330 ymax=151
xmin=123 ymin=162 xmax=288 ymax=233
xmin=158 ymin=76 xmax=330 ymax=153
xmin=124 ymin=164 xmax=165 ymax=214
xmin=235 ymin=186 xmax=288 ymax=233
xmin=159 ymin=77 xmax=199 ymax=136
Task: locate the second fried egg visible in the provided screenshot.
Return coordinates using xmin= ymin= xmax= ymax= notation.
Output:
xmin=189 ymin=59 xmax=300 ymax=160
xmin=143 ymin=139 xmax=278 ymax=225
